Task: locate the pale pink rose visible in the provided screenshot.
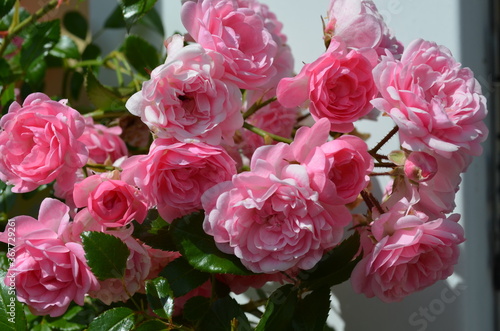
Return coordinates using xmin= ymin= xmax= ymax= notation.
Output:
xmin=236 ymin=0 xmax=294 ymax=90
xmin=372 ymin=39 xmax=488 ymax=157
xmin=73 ymin=173 xmax=148 ymax=227
xmin=202 ymin=141 xmax=352 ymax=273
xmin=127 ymin=34 xmax=243 ymax=146
xmin=0 ymin=93 xmax=88 ymax=193
xmin=324 ymin=0 xmax=403 ymax=61
xmin=240 ymin=90 xmax=298 ymax=158
xmin=277 ymin=40 xmax=377 ymax=133
xmin=0 ymin=199 xmax=99 ymax=317
xmin=181 ymin=0 xmax=278 ymax=89
xmin=257 ymin=118 xmax=373 ymax=205
xmin=404 ymin=151 xmax=438 ymax=183
xmin=385 ymin=150 xmax=472 ymax=218
xmin=351 ymin=199 xmax=464 ymax=302
xmin=121 ymin=138 xmax=236 ymax=223
xmin=79 ymin=117 xmax=127 ymax=164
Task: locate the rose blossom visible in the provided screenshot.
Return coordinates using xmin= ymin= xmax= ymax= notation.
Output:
xmin=79 ymin=117 xmax=127 ymax=164
xmin=73 ymin=172 xmax=148 ymax=227
xmin=202 ymin=129 xmax=352 ymax=273
xmin=126 ymin=34 xmax=243 ymax=146
xmin=181 ymin=0 xmax=278 ymax=89
xmin=324 ymin=0 xmax=403 ymax=61
xmin=351 ymin=199 xmax=464 ymax=302
xmin=277 ymin=40 xmax=378 ymax=133
xmin=0 ymin=198 xmax=99 ymax=317
xmin=0 ymin=93 xmax=88 ymax=193
xmin=404 ymin=151 xmax=438 ymax=183
xmin=121 ymin=138 xmax=236 ymax=223
xmin=372 ymin=39 xmax=488 ymax=157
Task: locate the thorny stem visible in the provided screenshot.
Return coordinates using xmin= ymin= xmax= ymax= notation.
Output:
xmin=0 ymin=0 xmax=59 ymax=58
xmin=374 ymin=162 xmax=396 ymax=168
xmin=369 ymin=126 xmax=399 ymax=156
xmin=360 ymin=189 xmax=384 ymax=214
xmin=243 ymin=122 xmax=293 ymax=144
xmin=243 ymin=96 xmax=277 ymax=119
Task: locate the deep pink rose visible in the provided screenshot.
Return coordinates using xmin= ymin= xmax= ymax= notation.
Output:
xmin=0 ymin=199 xmax=99 ymax=317
xmin=324 ymin=0 xmax=403 ymax=61
xmin=202 ymin=139 xmax=352 ymax=273
xmin=79 ymin=117 xmax=127 ymax=164
xmin=0 ymin=93 xmax=88 ymax=193
xmin=277 ymin=40 xmax=377 ymax=132
xmin=121 ymin=138 xmax=236 ymax=222
xmin=351 ymin=199 xmax=464 ymax=302
xmin=240 ymin=90 xmax=298 ymax=158
xmin=127 ymin=35 xmax=243 ymax=145
xmin=73 ymin=172 xmax=148 ymax=227
xmin=181 ymin=0 xmax=278 ymax=89
xmin=372 ymin=39 xmax=488 ymax=157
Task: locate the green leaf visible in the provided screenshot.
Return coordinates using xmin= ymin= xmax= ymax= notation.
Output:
xmin=138 ymin=8 xmax=164 ymax=37
xmin=0 ymin=0 xmax=15 ymax=18
xmin=70 ymin=71 xmax=84 ymax=101
xmin=135 ymin=320 xmax=169 ymax=331
xmin=170 ymin=212 xmax=252 ymax=275
xmin=50 ymin=35 xmax=80 ymax=59
xmin=183 ymin=296 xmax=210 ymax=323
xmin=0 ymin=268 xmax=27 ymax=331
xmin=0 ymin=58 xmax=13 ymax=85
xmin=255 ymin=284 xmax=298 ymax=331
xmin=87 ymin=307 xmax=135 ymax=331
xmin=119 ymin=0 xmax=158 ymax=32
xmin=82 ymin=43 xmax=101 ymax=61
xmin=0 ymin=84 xmax=15 ymax=111
xmin=299 ymin=232 xmax=361 ymax=291
xmin=291 ymin=288 xmax=331 ymax=331
xmin=198 ymin=296 xmax=251 ymax=331
xmin=123 ymin=35 xmax=159 ymax=77
xmin=104 ymin=6 xmax=126 ymax=29
xmin=159 ymin=257 xmax=209 ymax=298
xmin=85 ymin=71 xmax=125 ymax=111
xmin=145 ymin=277 xmax=174 ymax=319
xmin=25 ymin=56 xmax=47 ymax=90
xmin=63 ymin=11 xmax=88 ymax=40
xmin=81 ymin=231 xmax=130 ymax=280
xmin=20 ymin=20 xmax=60 ymax=69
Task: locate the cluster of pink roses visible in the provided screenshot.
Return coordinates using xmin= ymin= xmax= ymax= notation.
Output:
xmin=0 ymin=0 xmax=488 ymax=318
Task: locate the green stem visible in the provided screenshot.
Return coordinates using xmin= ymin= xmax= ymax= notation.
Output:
xmin=243 ymin=96 xmax=277 ymax=119
xmin=0 ymin=0 xmax=59 ymax=58
xmin=243 ymin=122 xmax=293 ymax=144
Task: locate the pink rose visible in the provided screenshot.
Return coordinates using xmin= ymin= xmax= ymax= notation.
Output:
xmin=324 ymin=0 xmax=403 ymax=61
xmin=79 ymin=117 xmax=127 ymax=164
xmin=126 ymin=34 xmax=243 ymax=146
xmin=202 ymin=139 xmax=352 ymax=273
xmin=404 ymin=151 xmax=438 ymax=183
xmin=0 ymin=199 xmax=99 ymax=317
xmin=372 ymin=39 xmax=488 ymax=157
xmin=277 ymin=40 xmax=377 ymax=133
xmin=320 ymin=135 xmax=374 ymax=204
xmin=121 ymin=138 xmax=236 ymax=223
xmin=181 ymin=0 xmax=278 ymax=89
xmin=0 ymin=93 xmax=88 ymax=193
xmin=240 ymin=90 xmax=298 ymax=158
xmin=351 ymin=199 xmax=464 ymax=302
xmin=73 ymin=172 xmax=148 ymax=227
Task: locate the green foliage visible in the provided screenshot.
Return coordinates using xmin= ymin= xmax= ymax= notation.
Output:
xmin=81 ymin=231 xmax=130 ymax=280
xmin=119 ymin=0 xmax=159 ymax=32
xmin=159 ymin=257 xmax=209 ymax=298
xmin=63 ymin=11 xmax=88 ymax=40
xmin=123 ymin=34 xmax=159 ymax=77
xmin=145 ymin=277 xmax=174 ymax=319
xmin=170 ymin=212 xmax=252 ymax=275
xmin=85 ymin=71 xmax=126 ymax=111
xmin=87 ymin=307 xmax=135 ymax=331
